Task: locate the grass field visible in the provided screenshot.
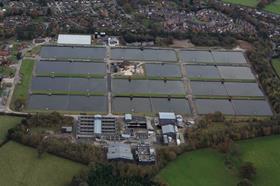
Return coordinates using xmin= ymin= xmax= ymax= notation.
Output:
xmin=264 ymin=0 xmax=280 ymax=14
xmin=159 ymin=135 xmax=280 ymax=186
xmin=222 ymin=0 xmax=259 ymax=7
xmin=0 ymin=116 xmax=22 ymax=144
xmin=240 ymin=136 xmax=280 ymax=186
xmin=272 ymin=58 xmax=280 ymax=77
xmin=0 ymin=141 xmax=86 ymax=186
xmin=158 ymin=149 xmax=238 ymax=186
xmin=11 ymin=59 xmax=35 ymax=108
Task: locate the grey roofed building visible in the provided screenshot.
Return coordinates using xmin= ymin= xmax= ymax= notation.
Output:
xmin=107 ymin=143 xmax=134 ymax=161
xmin=76 ymin=115 xmax=116 ymax=138
xmin=162 ymin=124 xmax=177 ymax=135
xmin=159 ymin=112 xmax=176 ymax=126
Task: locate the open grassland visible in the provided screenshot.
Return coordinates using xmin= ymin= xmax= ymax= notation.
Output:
xmin=239 ymin=136 xmax=280 ymax=186
xmin=222 ymin=0 xmax=259 ymax=7
xmin=159 ymin=135 xmax=280 ymax=186
xmin=11 ymin=59 xmax=35 ymax=108
xmin=264 ymin=0 xmax=280 ymax=14
xmin=0 ymin=116 xmax=22 ymax=143
xmin=272 ymin=58 xmax=280 ymax=76
xmin=0 ymin=141 xmax=86 ymax=186
xmin=158 ymin=149 xmax=238 ymax=186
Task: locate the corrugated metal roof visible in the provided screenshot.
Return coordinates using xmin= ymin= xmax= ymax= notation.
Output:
xmin=57 ymin=34 xmax=91 ymax=45
xmin=94 ymin=118 xmax=102 ymax=134
xmin=107 ymin=143 xmax=133 ymax=160
xmin=159 ymin=112 xmax=176 ymax=120
xmin=125 ymin=114 xmax=132 ymax=121
xmin=162 ymin=124 xmax=176 ymax=134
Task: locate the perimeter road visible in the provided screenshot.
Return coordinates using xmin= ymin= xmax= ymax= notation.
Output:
xmin=175 ymin=49 xmax=198 ymax=118
xmin=5 ymin=44 xmax=37 ymax=113
xmin=105 ymin=46 xmax=112 ymax=115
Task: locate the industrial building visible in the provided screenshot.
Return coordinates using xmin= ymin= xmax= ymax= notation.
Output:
xmin=76 ymin=115 xmax=116 ymax=138
xmin=159 ymin=112 xmax=176 ymax=126
xmin=162 ymin=124 xmax=178 ymax=145
xmin=135 ymin=144 xmax=156 ymax=164
xmin=107 ymin=143 xmax=134 ymax=161
xmin=124 ymin=114 xmax=147 ymax=128
xmin=57 ymin=34 xmax=92 ymax=45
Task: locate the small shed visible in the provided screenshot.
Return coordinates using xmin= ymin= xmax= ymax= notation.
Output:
xmin=61 ymin=126 xmax=72 ymax=133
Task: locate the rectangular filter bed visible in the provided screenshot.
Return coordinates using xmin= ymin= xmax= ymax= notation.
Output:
xmin=111 ymin=48 xmax=177 ymax=62
xmin=112 ymin=97 xmax=191 ymax=114
xmin=28 ymin=95 xmax=107 ymax=112
xmin=36 ymin=60 xmax=106 ymax=75
xmin=40 ymin=46 xmax=106 ymax=59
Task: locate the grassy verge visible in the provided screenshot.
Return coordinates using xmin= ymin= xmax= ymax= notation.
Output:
xmin=113 ymin=76 xmax=182 ymax=81
xmin=114 ymin=93 xmax=186 ymax=98
xmin=147 ymin=76 xmax=182 ymax=81
xmin=25 ymin=109 xmax=106 ymax=115
xmin=36 ymin=73 xmax=105 ymax=79
xmin=222 ymin=0 xmax=259 ymax=7
xmin=0 ymin=116 xmax=22 ymax=144
xmin=11 ymin=59 xmax=35 ymax=109
xmin=113 ymin=75 xmax=147 ymax=80
xmin=0 ymin=141 xmax=85 ymax=186
xmin=31 ymin=90 xmax=105 ymax=96
xmin=189 ymin=77 xmax=256 ymax=83
xmin=25 ymin=45 xmax=41 ymax=57
xmin=272 ymin=58 xmax=280 ymax=77
xmin=43 ymin=57 xmax=104 ymax=62
xmin=194 ymin=95 xmax=265 ymax=100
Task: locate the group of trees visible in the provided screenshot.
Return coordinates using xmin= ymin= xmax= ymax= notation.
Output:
xmin=185 ymin=113 xmax=280 ymax=149
xmin=257 ymin=0 xmax=276 ymax=9
xmin=7 ymin=112 xmax=105 ymax=164
xmin=215 ymin=139 xmax=256 ymax=186
xmin=71 ymin=163 xmax=161 ymax=186
xmin=247 ymin=40 xmax=280 ymax=113
xmin=24 ymin=112 xmax=73 ymax=128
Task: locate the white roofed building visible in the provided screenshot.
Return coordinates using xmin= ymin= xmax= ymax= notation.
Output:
xmin=57 ymin=34 xmax=92 ymax=45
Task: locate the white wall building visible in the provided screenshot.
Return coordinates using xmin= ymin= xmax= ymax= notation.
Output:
xmin=57 ymin=34 xmax=92 ymax=45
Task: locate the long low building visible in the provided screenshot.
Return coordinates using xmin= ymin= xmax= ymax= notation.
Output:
xmin=57 ymin=34 xmax=92 ymax=45
xmin=76 ymin=115 xmax=116 ymax=138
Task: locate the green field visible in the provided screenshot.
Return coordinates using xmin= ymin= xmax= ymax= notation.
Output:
xmin=159 ymin=135 xmax=280 ymax=186
xmin=272 ymin=58 xmax=280 ymax=77
xmin=240 ymin=136 xmax=280 ymax=186
xmin=0 ymin=141 xmax=85 ymax=186
xmin=0 ymin=116 xmax=22 ymax=143
xmin=222 ymin=0 xmax=259 ymax=7
xmin=11 ymin=59 xmax=35 ymax=108
xmin=264 ymin=0 xmax=280 ymax=14
xmin=158 ymin=149 xmax=238 ymax=186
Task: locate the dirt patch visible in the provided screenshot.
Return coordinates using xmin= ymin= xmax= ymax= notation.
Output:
xmin=236 ymin=40 xmax=254 ymax=52
xmin=170 ymin=39 xmax=195 ymax=48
